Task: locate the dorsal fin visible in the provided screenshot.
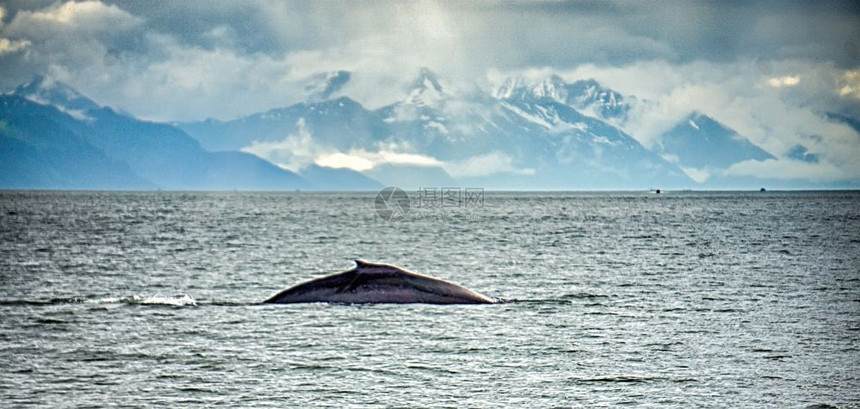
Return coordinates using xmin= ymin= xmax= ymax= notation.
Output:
xmin=354 ymin=259 xmax=374 ymax=268
xmin=354 ymin=259 xmax=402 ymax=274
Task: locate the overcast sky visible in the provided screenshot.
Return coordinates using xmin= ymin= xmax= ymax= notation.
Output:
xmin=1 ymin=0 xmax=859 ymax=182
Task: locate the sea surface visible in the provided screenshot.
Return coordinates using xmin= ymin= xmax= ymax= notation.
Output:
xmin=1 ymin=190 xmax=859 ymax=408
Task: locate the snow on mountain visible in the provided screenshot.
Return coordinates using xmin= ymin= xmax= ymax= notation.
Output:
xmin=496 ymin=76 xmax=637 ymax=126
xmin=182 ymin=68 xmax=693 ymax=189
xmin=380 ymin=69 xmax=690 ymax=188
xmin=11 ymin=75 xmax=101 ymax=120
xmin=182 ymin=96 xmax=390 ymax=153
xmin=659 ymin=113 xmax=774 ymax=168
xmin=404 ymin=67 xmax=448 ymax=108
xmin=7 ymin=72 xmax=834 ymax=190
xmin=496 ymin=74 xmax=783 ymax=185
xmin=492 ymin=75 xmax=568 ymax=104
xmin=491 ymin=94 xmax=689 ymax=188
xmin=657 ymin=113 xmax=775 ymax=183
xmin=564 ymin=79 xmax=634 ymax=123
xmin=376 ymin=68 xmax=479 ymax=159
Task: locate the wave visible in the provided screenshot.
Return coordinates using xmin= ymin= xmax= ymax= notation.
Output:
xmin=0 ymin=294 xmax=197 ymax=307
xmin=88 ymin=294 xmax=197 ymax=307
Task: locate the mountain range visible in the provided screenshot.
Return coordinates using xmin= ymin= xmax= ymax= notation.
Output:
xmin=0 ymin=70 xmax=827 ymax=190
xmin=1 ymin=77 xmax=379 ymax=190
xmin=179 ymin=68 xmax=787 ymax=189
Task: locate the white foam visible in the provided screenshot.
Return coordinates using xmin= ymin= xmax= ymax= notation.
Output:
xmin=139 ymin=294 xmax=197 ymax=306
xmin=84 ymin=294 xmax=197 ymax=307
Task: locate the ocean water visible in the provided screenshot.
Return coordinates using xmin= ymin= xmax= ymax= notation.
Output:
xmin=1 ymin=190 xmax=858 ymax=408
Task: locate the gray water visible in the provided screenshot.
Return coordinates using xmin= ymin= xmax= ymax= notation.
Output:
xmin=1 ymin=191 xmax=858 ymax=408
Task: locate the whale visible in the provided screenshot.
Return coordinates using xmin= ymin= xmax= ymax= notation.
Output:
xmin=263 ymin=259 xmax=496 ymax=304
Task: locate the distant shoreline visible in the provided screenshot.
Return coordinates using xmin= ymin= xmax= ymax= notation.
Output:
xmin=2 ymin=189 xmax=859 ymax=193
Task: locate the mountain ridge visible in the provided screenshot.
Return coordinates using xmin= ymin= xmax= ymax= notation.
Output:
xmin=2 ymin=77 xmax=384 ymax=191
xmin=181 ymin=68 xmax=696 ymax=189
xmin=5 ymin=70 xmax=840 ymax=190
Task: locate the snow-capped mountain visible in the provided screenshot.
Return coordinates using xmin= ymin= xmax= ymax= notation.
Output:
xmin=654 ymin=113 xmax=775 ymax=184
xmin=4 ymin=71 xmax=837 ymax=190
xmin=182 ymin=96 xmax=390 ymax=153
xmin=564 ymin=79 xmax=634 ymax=123
xmin=181 ymin=68 xmax=692 ymax=189
xmin=498 ymin=75 xmax=781 ymax=185
xmin=375 ymin=68 xmax=475 ymax=159
xmin=659 ymin=113 xmax=774 ymax=169
xmin=12 ymin=75 xmax=102 ymax=121
xmin=494 ymin=76 xmax=634 ymax=124
xmin=404 ymin=67 xmax=448 ymax=108
xmin=487 ymin=79 xmax=688 ymax=188
xmin=493 ymin=75 xmax=569 ymax=104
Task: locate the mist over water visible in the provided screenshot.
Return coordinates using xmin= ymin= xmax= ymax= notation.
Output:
xmin=1 ymin=191 xmax=858 ymax=407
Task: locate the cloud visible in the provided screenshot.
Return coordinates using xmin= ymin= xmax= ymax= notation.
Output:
xmin=726 ymin=159 xmax=848 ymax=182
xmin=240 ymin=119 xmax=325 ymax=172
xmin=681 ymin=167 xmax=712 ymax=184
xmin=0 ymin=1 xmax=148 ymax=103
xmin=79 ymin=1 xmax=858 ymax=71
xmin=0 ymin=37 xmax=30 ymax=55
xmin=24 ymin=1 xmax=140 ymax=28
xmin=0 ymin=1 xmax=858 ymax=185
xmin=245 ymin=127 xmax=534 ymax=180
xmin=839 ymin=69 xmax=860 ymax=100
xmin=2 ymin=0 xmax=860 ymax=120
xmin=314 ymin=152 xmax=375 ymax=172
xmin=443 ymin=151 xmax=535 ymax=178
xmin=505 ymin=59 xmax=860 ymax=184
xmin=767 ymin=75 xmax=800 ymax=88
xmin=316 ymin=149 xmax=443 ymax=172
xmin=242 ymin=122 xmax=447 ymax=174
xmin=563 ymin=59 xmax=860 ymax=157
xmin=315 ymin=149 xmax=535 ymax=179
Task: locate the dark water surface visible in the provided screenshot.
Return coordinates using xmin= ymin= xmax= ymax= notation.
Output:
xmin=1 ymin=191 xmax=859 ymax=407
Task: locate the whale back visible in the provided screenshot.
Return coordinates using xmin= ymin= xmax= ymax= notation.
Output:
xmin=263 ymin=259 xmax=495 ymax=304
